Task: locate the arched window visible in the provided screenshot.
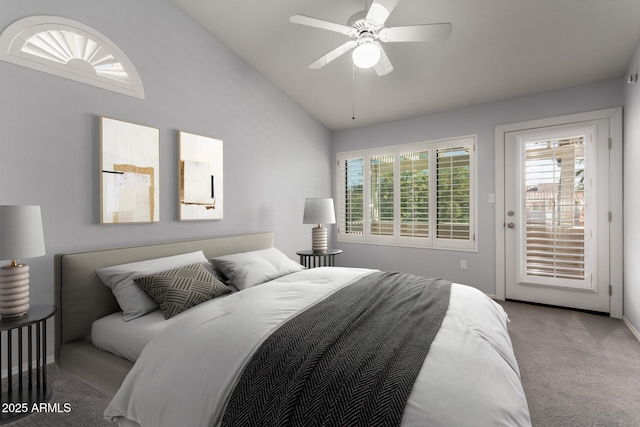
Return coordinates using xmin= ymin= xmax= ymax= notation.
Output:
xmin=0 ymin=16 xmax=144 ymax=99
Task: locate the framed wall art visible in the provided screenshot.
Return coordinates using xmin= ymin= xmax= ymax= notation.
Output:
xmin=100 ymin=116 xmax=160 ymax=224
xmin=179 ymin=131 xmax=223 ymax=220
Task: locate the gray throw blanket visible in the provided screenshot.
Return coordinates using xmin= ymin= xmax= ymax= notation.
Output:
xmin=220 ymin=271 xmax=452 ymax=427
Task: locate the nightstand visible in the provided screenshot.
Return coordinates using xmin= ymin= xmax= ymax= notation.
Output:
xmin=296 ymin=249 xmax=342 ymax=269
xmin=0 ymin=305 xmax=57 ymax=424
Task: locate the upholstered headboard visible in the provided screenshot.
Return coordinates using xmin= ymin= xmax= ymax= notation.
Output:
xmin=53 ymin=232 xmax=274 ymax=394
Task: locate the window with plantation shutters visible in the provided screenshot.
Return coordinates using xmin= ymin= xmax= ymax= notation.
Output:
xmin=337 ymin=136 xmax=476 ymax=250
xmin=370 ymin=154 xmax=394 ymax=237
xmin=337 ymin=153 xmax=364 ymax=241
xmin=436 ymin=145 xmax=471 ymax=242
xmin=400 ymin=149 xmax=429 ymax=238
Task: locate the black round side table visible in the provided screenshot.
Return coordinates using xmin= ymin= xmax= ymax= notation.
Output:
xmin=0 ymin=305 xmax=57 ymax=424
xmin=296 ymin=249 xmax=342 ymax=268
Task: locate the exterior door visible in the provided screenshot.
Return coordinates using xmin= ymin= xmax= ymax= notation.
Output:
xmin=504 ymin=120 xmax=611 ymax=312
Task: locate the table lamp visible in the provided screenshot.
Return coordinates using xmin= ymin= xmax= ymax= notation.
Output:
xmin=0 ymin=206 xmax=46 ymax=318
xmin=303 ymin=198 xmax=336 ymax=253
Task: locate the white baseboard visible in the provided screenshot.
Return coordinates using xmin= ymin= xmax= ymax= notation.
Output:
xmin=1 ymin=355 xmax=55 ymax=380
xmin=623 ymin=316 xmax=640 ymax=343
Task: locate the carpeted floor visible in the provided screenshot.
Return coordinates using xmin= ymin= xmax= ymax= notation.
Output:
xmin=4 ymin=300 xmax=640 ymax=426
xmin=498 ymin=300 xmax=640 ymax=427
xmin=5 ymin=364 xmax=111 ymax=427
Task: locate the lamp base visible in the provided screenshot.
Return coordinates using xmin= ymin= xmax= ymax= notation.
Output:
xmin=311 ymin=225 xmax=328 ymax=253
xmin=0 ymin=264 xmax=30 ymax=318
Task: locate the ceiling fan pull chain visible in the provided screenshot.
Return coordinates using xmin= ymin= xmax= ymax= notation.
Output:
xmin=352 ymin=62 xmax=356 ymax=120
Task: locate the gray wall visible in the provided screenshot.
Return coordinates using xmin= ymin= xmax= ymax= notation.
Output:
xmin=624 ymin=41 xmax=640 ymax=333
xmin=0 ymin=0 xmax=332 ymax=311
xmin=331 ymin=78 xmax=623 ymax=295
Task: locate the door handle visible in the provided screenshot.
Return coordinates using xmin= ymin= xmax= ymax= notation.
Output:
xmin=507 ymin=222 xmax=515 ymax=228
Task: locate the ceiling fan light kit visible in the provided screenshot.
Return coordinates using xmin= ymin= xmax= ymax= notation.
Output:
xmin=290 ymin=0 xmax=452 ymax=76
xmin=352 ymin=37 xmax=381 ymax=69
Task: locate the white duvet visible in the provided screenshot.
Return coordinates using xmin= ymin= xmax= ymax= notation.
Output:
xmin=104 ymin=267 xmax=531 ymax=427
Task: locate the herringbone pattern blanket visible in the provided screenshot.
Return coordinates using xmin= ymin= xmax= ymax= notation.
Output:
xmin=221 ymin=271 xmax=452 ymax=427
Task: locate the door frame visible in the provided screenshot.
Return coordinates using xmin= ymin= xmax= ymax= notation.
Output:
xmin=495 ymin=108 xmax=623 ymax=318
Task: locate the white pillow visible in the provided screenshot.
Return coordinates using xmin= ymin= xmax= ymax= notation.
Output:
xmin=212 ymin=248 xmax=304 ymax=291
xmin=96 ymin=251 xmax=214 ymax=321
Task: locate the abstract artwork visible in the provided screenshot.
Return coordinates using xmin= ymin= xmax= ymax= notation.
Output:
xmin=100 ymin=116 xmax=160 ymax=224
xmin=179 ymin=131 xmax=223 ymax=220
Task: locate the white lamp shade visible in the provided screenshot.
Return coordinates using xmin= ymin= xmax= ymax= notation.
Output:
xmin=352 ymin=42 xmax=381 ymax=69
xmin=303 ymin=198 xmax=336 ymax=225
xmin=0 ymin=205 xmax=46 ymax=261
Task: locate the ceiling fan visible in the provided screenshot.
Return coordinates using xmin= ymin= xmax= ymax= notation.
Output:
xmin=290 ymin=0 xmax=452 ymax=76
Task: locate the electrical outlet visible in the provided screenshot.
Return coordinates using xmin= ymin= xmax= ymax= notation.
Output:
xmin=460 ymin=260 xmax=467 ymax=270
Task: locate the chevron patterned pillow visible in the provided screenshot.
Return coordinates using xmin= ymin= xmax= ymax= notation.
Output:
xmin=134 ymin=263 xmax=231 ymax=319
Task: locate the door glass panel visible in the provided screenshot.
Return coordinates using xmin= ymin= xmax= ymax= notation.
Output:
xmin=521 ymin=134 xmax=589 ymax=288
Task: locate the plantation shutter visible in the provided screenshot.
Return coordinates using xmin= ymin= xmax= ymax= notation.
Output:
xmin=523 ymin=136 xmax=586 ymax=282
xmin=337 ymin=153 xmax=364 ymax=240
xmin=369 ymin=154 xmax=395 ymax=236
xmin=400 ymin=149 xmax=429 ymax=238
xmin=436 ymin=145 xmax=472 ymax=243
xmin=336 ymin=135 xmax=476 ymax=251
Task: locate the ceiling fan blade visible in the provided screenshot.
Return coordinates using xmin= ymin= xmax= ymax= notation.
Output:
xmin=374 ymin=43 xmax=393 ymax=76
xmin=290 ymin=15 xmax=355 ymax=36
xmin=366 ymin=0 xmax=400 ymax=26
xmin=379 ymin=23 xmax=452 ymax=42
xmin=308 ymin=40 xmax=358 ymax=69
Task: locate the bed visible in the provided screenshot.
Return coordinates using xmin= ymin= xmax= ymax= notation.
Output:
xmin=54 ymin=232 xmax=531 ymax=426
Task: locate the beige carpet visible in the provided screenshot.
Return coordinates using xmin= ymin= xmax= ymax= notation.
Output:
xmin=6 ymin=300 xmax=640 ymax=426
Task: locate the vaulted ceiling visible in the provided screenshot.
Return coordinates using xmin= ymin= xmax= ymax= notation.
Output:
xmin=171 ymin=0 xmax=640 ymax=131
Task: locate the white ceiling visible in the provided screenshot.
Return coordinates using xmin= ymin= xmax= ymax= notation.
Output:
xmin=170 ymin=0 xmax=640 ymax=131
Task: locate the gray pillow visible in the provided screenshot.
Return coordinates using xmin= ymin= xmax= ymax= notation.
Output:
xmin=96 ymin=251 xmax=215 ymax=321
xmin=134 ymin=263 xmax=231 ymax=319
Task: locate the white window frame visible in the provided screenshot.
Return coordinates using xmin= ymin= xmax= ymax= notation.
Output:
xmin=337 ymin=135 xmax=477 ymax=251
